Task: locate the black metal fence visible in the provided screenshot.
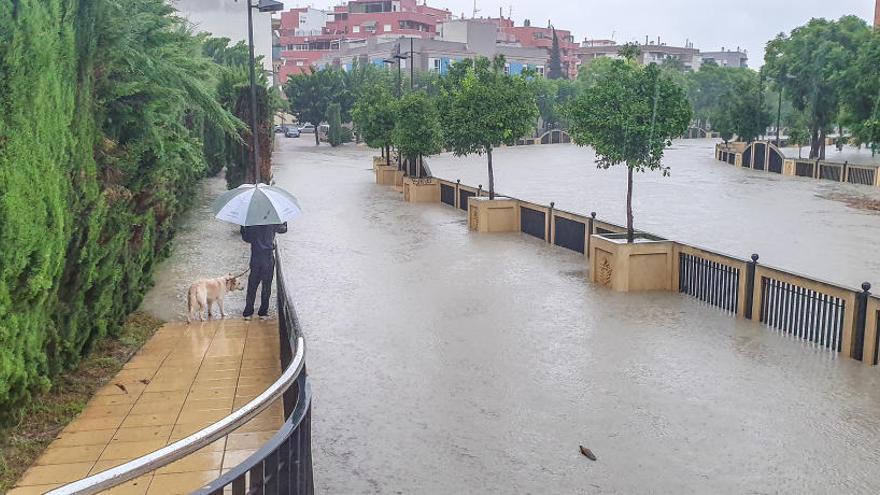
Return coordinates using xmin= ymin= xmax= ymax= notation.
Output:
xmin=459 ymin=189 xmax=474 ymax=211
xmin=196 ymin=250 xmax=314 ymax=495
xmin=795 ymin=161 xmax=815 ymax=178
xmin=847 ymin=167 xmax=875 ymax=186
xmin=819 ymin=163 xmax=843 ymax=182
xmin=440 ymin=184 xmax=455 ymax=207
xmin=520 ymin=207 xmax=545 ymax=240
xmin=678 ymin=253 xmax=740 ymax=314
xmin=759 ymin=276 xmax=846 ymax=351
xmin=554 ymin=216 xmax=586 ymax=254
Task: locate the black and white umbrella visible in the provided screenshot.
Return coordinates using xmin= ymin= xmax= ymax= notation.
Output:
xmin=211 ymin=183 xmax=302 ymax=226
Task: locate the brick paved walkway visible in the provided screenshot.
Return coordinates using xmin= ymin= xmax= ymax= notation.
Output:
xmin=11 ymin=319 xmax=283 ymax=495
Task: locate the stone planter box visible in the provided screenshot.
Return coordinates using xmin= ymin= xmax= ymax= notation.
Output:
xmin=590 ymin=233 xmax=674 ymax=292
xmin=375 ymin=165 xmax=397 ymax=186
xmin=403 ymin=177 xmax=440 ymax=203
xmin=467 ymin=197 xmax=519 ymax=233
xmin=373 ymin=156 xmax=390 ymax=171
xmin=393 ymin=170 xmax=405 ymax=191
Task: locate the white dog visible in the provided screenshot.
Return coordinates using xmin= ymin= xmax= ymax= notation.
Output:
xmin=186 ymin=273 xmax=245 ymax=323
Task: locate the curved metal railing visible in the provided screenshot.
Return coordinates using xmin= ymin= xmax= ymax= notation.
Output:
xmin=47 ymin=246 xmax=313 ymax=495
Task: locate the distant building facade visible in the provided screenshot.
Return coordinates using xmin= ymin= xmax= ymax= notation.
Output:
xmin=577 ymin=38 xmax=750 ymax=70
xmin=577 ymin=38 xmax=702 ymax=71
xmin=315 ymin=20 xmax=547 ymax=77
xmin=277 ymin=0 xmax=452 ymax=82
xmin=488 ymin=18 xmax=580 ymax=78
xmin=701 ymin=48 xmax=748 ymax=68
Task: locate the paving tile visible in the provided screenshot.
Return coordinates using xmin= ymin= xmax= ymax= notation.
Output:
xmin=220 ymin=449 xmax=258 ymax=470
xmin=6 ymin=483 xmax=63 ymax=494
xmin=190 ymin=377 xmax=239 ymax=391
xmin=111 ymin=425 xmax=174 ymax=443
xmin=89 ymin=458 xmax=127 ymax=475
xmin=146 ymin=469 xmax=220 ymax=495
xmin=62 ymin=416 xmax=125 ymax=433
xmin=128 ymin=399 xmax=184 ymax=417
xmin=156 ymin=451 xmax=224 ymax=474
xmin=181 ymin=397 xmax=234 ymax=412
xmin=51 ymin=428 xmax=117 ymax=448
xmin=169 ymin=421 xmax=218 ymax=439
xmin=225 ymin=431 xmax=277 ymax=451
xmin=88 ymin=393 xmax=141 ymax=407
xmin=176 ymin=408 xmax=231 ymax=425
xmin=102 ymin=476 xmax=153 ymax=495
xmin=194 ymin=368 xmax=239 ymax=380
xmin=120 ymin=410 xmax=180 ymax=428
xmin=99 ymin=439 xmax=167 ymax=461
xmin=78 ymin=403 xmax=134 ymax=420
xmin=36 ymin=444 xmax=104 ymax=465
xmin=187 ymin=387 xmax=235 ymax=401
xmin=17 ymin=462 xmax=93 ymax=486
xmin=137 ymin=391 xmax=188 ymax=404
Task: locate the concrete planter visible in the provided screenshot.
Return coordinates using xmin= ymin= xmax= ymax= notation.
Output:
xmin=590 ymin=233 xmax=674 ymax=292
xmin=373 ymin=156 xmax=390 ymax=171
xmin=375 ymin=165 xmax=397 ymax=186
xmin=403 ymin=177 xmax=440 ymax=203
xmin=393 ymin=169 xmax=405 ymax=192
xmin=467 ymin=197 xmax=519 ymax=233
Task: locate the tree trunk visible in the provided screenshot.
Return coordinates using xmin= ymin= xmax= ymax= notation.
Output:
xmin=487 ymin=147 xmax=495 ymax=200
xmin=314 ymin=130 xmax=319 ymax=146
xmin=626 ymin=166 xmax=634 ymax=244
xmin=809 ymin=126 xmax=820 ymax=159
xmin=386 ymin=145 xmax=390 ymax=166
xmin=819 ymin=130 xmax=826 ymax=160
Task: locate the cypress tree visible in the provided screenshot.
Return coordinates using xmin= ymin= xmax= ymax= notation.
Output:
xmin=548 ymin=28 xmax=564 ymax=80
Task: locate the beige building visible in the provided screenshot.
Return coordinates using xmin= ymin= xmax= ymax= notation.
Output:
xmin=577 ymin=38 xmax=702 ymax=70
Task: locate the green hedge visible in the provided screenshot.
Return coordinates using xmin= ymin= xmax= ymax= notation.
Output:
xmin=0 ymin=0 xmax=242 ymax=423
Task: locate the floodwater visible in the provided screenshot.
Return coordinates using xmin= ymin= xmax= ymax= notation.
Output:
xmin=141 ymin=138 xmax=880 ymax=494
xmin=429 ymin=139 xmax=880 ymax=289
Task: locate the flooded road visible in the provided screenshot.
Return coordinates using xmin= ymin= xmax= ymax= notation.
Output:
xmin=429 ymin=139 xmax=880 ymax=288
xmin=142 ymin=138 xmax=880 ymax=494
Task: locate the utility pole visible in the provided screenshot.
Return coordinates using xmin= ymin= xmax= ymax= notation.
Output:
xmin=410 ymin=37 xmax=415 ymax=90
xmin=246 ymin=3 xmax=261 ymax=185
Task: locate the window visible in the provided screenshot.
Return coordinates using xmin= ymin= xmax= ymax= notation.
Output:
xmin=431 ymin=58 xmax=441 ymax=72
xmin=296 ymin=61 xmax=304 ymax=67
xmin=352 ymin=25 xmax=360 ymax=33
xmin=504 ymin=63 xmax=510 ymax=75
xmin=537 ymin=66 xmax=545 ymax=77
xmin=384 ymin=24 xmax=392 ymax=32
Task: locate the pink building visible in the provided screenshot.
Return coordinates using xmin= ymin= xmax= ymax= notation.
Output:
xmin=277 ymin=1 xmax=452 ymax=83
xmin=490 ymin=18 xmax=580 ymax=79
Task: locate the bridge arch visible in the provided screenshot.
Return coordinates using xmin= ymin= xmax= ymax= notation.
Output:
xmin=538 ymin=129 xmax=572 ymax=144
xmin=742 ymin=141 xmax=785 ymax=173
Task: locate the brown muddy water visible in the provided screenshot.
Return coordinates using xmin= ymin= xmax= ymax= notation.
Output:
xmin=140 ymin=138 xmax=880 ymax=494
xmin=429 ymin=139 xmax=880 ymax=290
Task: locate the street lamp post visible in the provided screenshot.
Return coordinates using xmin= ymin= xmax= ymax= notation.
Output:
xmin=241 ymin=0 xmax=284 ymax=185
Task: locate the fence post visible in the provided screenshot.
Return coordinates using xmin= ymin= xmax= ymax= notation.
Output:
xmin=455 ymin=179 xmax=460 ymax=209
xmin=853 ymin=282 xmax=871 ymax=361
xmin=587 ymin=212 xmax=596 ymax=256
xmin=548 ymin=202 xmax=555 ymax=244
xmin=744 ymin=254 xmax=759 ymax=320
xmin=843 ymin=161 xmax=849 ymax=183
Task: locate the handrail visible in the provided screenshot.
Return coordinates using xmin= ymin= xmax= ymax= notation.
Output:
xmin=46 ymin=337 xmax=306 ymax=495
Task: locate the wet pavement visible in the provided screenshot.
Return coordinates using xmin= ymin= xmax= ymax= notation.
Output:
xmin=142 ymin=138 xmax=880 ymax=494
xmin=429 ymin=139 xmax=880 ymax=288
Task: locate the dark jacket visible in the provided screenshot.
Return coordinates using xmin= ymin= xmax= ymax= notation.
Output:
xmin=241 ymin=223 xmax=288 ymax=259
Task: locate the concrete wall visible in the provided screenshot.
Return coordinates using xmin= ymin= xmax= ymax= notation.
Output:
xmin=170 ymin=0 xmax=274 ymax=78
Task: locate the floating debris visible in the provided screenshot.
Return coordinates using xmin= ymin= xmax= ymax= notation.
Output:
xmin=115 ymin=383 xmax=128 ymax=394
xmin=139 ymin=379 xmax=151 ymax=385
xmin=579 ymin=445 xmax=597 ymax=461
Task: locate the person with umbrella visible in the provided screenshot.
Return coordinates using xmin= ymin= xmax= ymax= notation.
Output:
xmin=240 ymin=222 xmax=287 ymax=320
xmin=212 ymin=183 xmax=302 ymax=320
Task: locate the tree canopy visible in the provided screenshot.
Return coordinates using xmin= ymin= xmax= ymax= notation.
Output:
xmin=392 ymin=91 xmax=443 ymax=171
xmin=566 ymin=61 xmax=691 ymax=241
xmin=439 ymin=56 xmax=538 ymax=199
xmin=764 ymin=15 xmax=872 ymax=158
xmin=284 ymin=67 xmax=346 ymax=145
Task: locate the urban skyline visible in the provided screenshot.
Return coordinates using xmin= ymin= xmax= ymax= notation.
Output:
xmin=282 ymin=0 xmax=876 ymax=69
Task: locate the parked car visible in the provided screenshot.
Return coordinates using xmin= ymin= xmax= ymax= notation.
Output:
xmin=285 ymin=127 xmax=300 ymax=138
xmin=274 ymin=125 xmax=284 ymax=133
xmin=299 ymin=124 xmax=315 ymax=134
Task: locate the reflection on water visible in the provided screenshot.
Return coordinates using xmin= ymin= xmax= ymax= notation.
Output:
xmin=429 ymin=139 xmax=880 ymax=288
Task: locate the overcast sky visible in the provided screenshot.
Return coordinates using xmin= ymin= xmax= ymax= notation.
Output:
xmin=296 ymin=0 xmax=876 ymax=67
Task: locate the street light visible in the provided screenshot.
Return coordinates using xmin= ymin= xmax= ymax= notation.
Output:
xmin=239 ymin=0 xmax=284 ymax=184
